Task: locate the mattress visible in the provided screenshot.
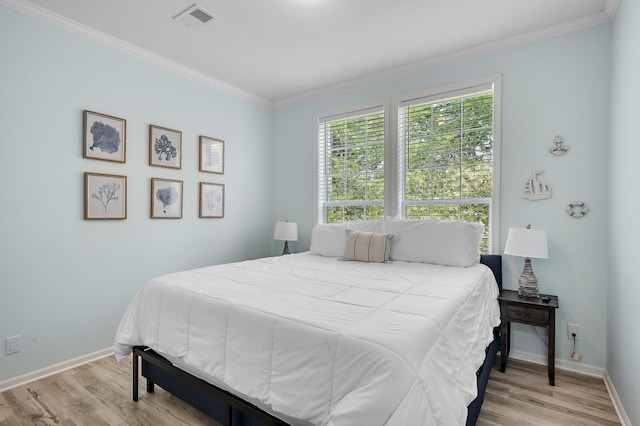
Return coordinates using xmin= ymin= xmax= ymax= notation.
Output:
xmin=114 ymin=253 xmax=500 ymax=426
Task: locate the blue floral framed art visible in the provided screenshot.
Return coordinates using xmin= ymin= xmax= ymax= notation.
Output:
xmin=84 ymin=172 xmax=127 ymax=220
xmin=149 ymin=124 xmax=182 ymax=169
xmin=151 ymin=178 xmax=183 ymax=219
xmin=83 ymin=110 xmax=126 ymax=163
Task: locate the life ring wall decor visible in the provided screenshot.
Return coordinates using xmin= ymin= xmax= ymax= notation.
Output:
xmin=566 ymin=201 xmax=589 ymax=218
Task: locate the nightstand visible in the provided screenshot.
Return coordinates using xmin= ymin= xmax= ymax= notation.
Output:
xmin=498 ymin=289 xmax=559 ymax=385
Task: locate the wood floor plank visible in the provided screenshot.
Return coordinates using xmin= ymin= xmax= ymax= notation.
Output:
xmin=0 ymin=355 xmax=620 ymax=425
xmin=477 ymin=358 xmax=621 ymax=426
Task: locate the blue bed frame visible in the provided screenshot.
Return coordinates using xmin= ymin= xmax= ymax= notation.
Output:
xmin=133 ymin=255 xmax=502 ymax=426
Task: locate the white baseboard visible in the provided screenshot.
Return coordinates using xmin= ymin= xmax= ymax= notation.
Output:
xmin=507 ymin=349 xmax=605 ymax=377
xmin=0 ymin=347 xmax=113 ymax=393
xmin=604 ymin=372 xmax=632 ymax=426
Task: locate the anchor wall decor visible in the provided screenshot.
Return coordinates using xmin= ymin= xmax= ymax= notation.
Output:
xmin=521 ymin=170 xmax=551 ymax=200
xmin=549 ymin=135 xmax=569 ymax=156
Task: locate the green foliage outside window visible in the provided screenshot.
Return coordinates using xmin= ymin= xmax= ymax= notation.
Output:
xmin=323 ymin=112 xmax=385 ymax=223
xmin=402 ymin=92 xmax=493 ymax=252
xmin=319 ymin=89 xmax=494 ymax=253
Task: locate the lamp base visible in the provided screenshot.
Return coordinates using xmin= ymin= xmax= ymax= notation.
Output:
xmin=281 ymin=240 xmax=290 ymax=255
xmin=518 ymin=286 xmax=540 ymax=298
xmin=517 ymin=257 xmax=540 ymax=299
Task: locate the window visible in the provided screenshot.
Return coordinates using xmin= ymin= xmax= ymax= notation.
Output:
xmin=397 ymin=84 xmax=496 ymax=252
xmin=315 ymin=76 xmax=500 ymax=253
xmin=317 ymin=105 xmax=385 ymax=223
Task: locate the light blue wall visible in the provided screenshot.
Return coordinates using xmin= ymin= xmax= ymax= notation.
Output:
xmin=0 ymin=5 xmax=273 ymax=382
xmin=1 ymin=2 xmax=630 ymax=415
xmin=273 ymin=25 xmax=611 ymax=369
xmin=609 ymin=0 xmax=640 ymax=424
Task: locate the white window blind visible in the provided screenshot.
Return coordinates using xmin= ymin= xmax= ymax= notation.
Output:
xmin=397 ymin=84 xmax=495 ymax=252
xmin=317 ymin=106 xmax=385 ymax=223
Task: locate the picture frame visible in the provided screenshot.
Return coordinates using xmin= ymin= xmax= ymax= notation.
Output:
xmin=84 ymin=172 xmax=127 ymax=220
xmin=83 ymin=110 xmax=126 ymax=163
xmin=199 ymin=182 xmax=224 ymax=218
xmin=199 ymin=136 xmax=224 ymax=174
xmin=151 ymin=178 xmax=183 ymax=219
xmin=149 ymin=125 xmax=182 ymax=169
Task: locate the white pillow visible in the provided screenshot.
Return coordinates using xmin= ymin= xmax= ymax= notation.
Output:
xmin=385 ymin=218 xmax=483 ymax=267
xmin=309 ymin=219 xmax=385 ymax=257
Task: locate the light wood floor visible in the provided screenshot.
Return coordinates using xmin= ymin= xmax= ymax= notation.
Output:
xmin=0 ymin=355 xmax=620 ymax=426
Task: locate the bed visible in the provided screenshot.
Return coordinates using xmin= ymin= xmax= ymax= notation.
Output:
xmin=114 ymin=219 xmax=502 ymax=426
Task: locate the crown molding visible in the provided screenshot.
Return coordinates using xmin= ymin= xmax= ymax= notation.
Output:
xmin=605 ymin=0 xmax=620 ymax=20
xmin=2 ymin=0 xmax=616 ymax=109
xmin=0 ymin=0 xmax=272 ymax=107
xmin=274 ymin=7 xmax=615 ymax=108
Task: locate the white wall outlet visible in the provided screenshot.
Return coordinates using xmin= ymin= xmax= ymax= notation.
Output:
xmin=5 ymin=335 xmax=21 ymax=355
xmin=567 ymin=323 xmax=580 ymax=341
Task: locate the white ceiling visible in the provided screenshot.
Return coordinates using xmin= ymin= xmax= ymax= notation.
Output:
xmin=8 ymin=0 xmax=617 ymax=103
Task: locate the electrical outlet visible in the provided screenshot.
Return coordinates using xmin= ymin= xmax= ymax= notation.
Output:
xmin=567 ymin=324 xmax=580 ymax=341
xmin=5 ymin=335 xmax=20 ymax=355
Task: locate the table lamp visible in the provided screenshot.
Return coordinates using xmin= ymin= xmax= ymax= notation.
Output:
xmin=274 ymin=221 xmax=298 ymax=255
xmin=504 ymin=224 xmax=549 ymax=298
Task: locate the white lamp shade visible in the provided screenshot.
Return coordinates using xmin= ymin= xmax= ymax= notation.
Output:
xmin=274 ymin=221 xmax=298 ymax=241
xmin=504 ymin=227 xmax=548 ymax=259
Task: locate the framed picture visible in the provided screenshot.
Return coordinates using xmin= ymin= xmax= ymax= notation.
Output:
xmin=151 ymin=178 xmax=183 ymax=218
xmin=149 ymin=125 xmax=182 ymax=169
xmin=199 ymin=136 xmax=224 ymax=174
xmin=83 ymin=110 xmax=126 ymax=163
xmin=84 ymin=172 xmax=127 ymax=220
xmin=199 ymin=182 xmax=224 ymax=218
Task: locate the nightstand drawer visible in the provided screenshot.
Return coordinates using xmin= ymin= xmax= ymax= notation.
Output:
xmin=506 ymin=304 xmax=549 ymax=326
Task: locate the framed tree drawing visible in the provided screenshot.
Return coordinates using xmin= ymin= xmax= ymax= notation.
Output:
xmin=149 ymin=125 xmax=182 ymax=169
xmin=85 ymin=172 xmax=127 ymax=220
xmin=83 ymin=110 xmax=126 ymax=163
xmin=199 ymin=136 xmax=224 ymax=174
xmin=151 ymin=178 xmax=183 ymax=219
xmin=200 ymin=182 xmax=224 ymax=218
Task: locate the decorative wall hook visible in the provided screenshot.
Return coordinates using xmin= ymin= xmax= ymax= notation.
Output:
xmin=521 ymin=170 xmax=551 ymax=200
xmin=566 ymin=201 xmax=589 ymax=218
xmin=549 ymin=135 xmax=569 ymax=156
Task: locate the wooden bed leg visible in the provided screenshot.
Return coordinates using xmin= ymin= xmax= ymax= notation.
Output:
xmin=133 ymin=351 xmax=139 ymax=402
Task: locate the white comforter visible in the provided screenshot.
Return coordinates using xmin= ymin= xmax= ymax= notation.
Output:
xmin=114 ymin=253 xmax=500 ymax=426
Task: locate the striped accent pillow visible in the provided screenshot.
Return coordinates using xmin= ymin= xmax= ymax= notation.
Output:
xmin=343 ymin=229 xmax=394 ymax=263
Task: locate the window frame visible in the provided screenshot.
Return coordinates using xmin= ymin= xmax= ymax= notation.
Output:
xmin=313 ymin=100 xmax=390 ymax=225
xmin=392 ymin=75 xmax=501 ymax=253
xmin=314 ymin=75 xmax=501 ymax=254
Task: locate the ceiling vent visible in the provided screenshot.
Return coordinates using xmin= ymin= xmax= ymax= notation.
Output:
xmin=173 ymin=4 xmax=216 ymax=28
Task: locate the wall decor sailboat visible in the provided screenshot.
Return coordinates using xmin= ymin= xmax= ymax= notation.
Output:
xmin=521 ymin=170 xmax=551 ymax=200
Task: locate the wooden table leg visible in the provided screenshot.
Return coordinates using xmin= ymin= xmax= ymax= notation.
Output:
xmin=133 ymin=350 xmax=139 ymax=402
xmin=500 ymin=302 xmax=508 ymax=372
xmin=548 ymin=310 xmax=556 ymax=385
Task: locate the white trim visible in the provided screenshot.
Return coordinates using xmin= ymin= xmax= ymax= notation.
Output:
xmin=313 ymin=99 xmax=389 ymax=226
xmin=604 ymin=372 xmax=632 ymax=426
xmin=507 ymin=349 xmax=605 ymax=378
xmin=391 ymin=74 xmax=501 ymax=253
xmin=0 ymin=0 xmax=270 ymax=107
xmin=274 ymin=10 xmax=613 ymax=108
xmin=605 ymin=0 xmax=620 ymax=20
xmin=0 ymin=347 xmax=113 ymax=393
